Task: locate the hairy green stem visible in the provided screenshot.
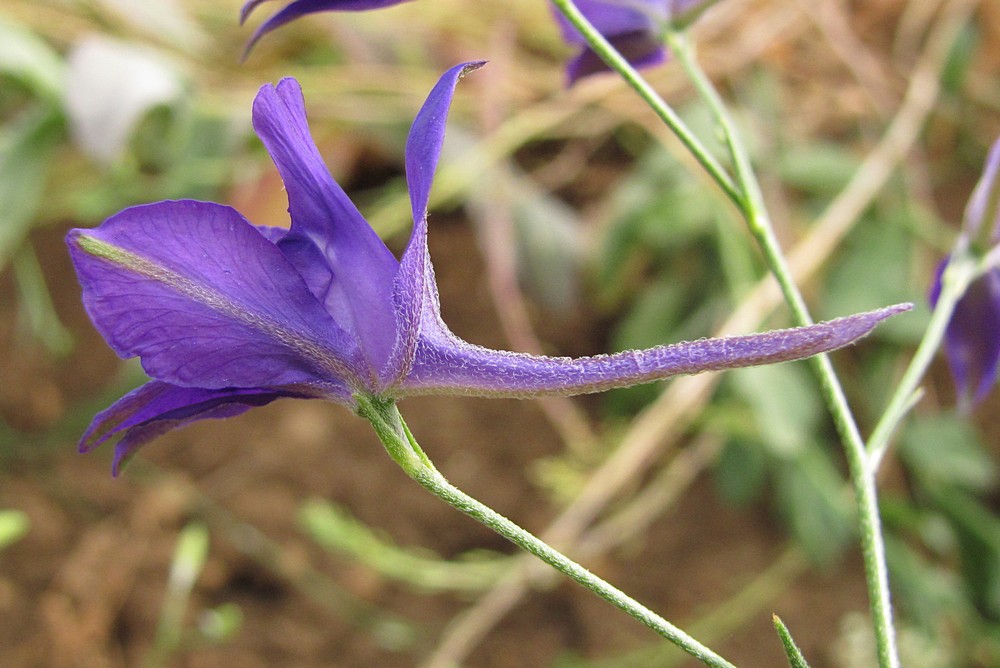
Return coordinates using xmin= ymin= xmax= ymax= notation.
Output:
xmin=664 ymin=27 xmax=900 ymax=668
xmin=867 ymin=252 xmax=977 ymax=468
xmin=355 ymin=394 xmax=736 ymax=668
xmin=548 ymin=0 xmax=741 ymax=208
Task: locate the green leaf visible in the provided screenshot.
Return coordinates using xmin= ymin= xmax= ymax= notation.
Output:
xmin=883 ymin=534 xmax=968 ymax=631
xmin=931 ymin=487 xmax=1000 ymax=618
xmin=900 ymin=415 xmax=996 ymax=492
xmin=0 ymin=18 xmax=64 ymax=102
xmin=299 ymin=499 xmax=507 ymax=593
xmin=730 ymin=364 xmax=823 ymax=459
xmin=507 ymin=172 xmax=585 ymax=314
xmin=821 ymin=210 xmax=922 ymax=342
xmin=940 ymin=20 xmax=978 ymax=95
xmin=714 ymin=437 xmax=767 ymax=506
xmin=778 ymin=141 xmax=860 ymax=196
xmin=597 ymin=144 xmax=716 ymax=296
xmin=0 ymin=105 xmax=64 ymax=268
xmin=452 ymin=129 xmax=585 ymax=314
xmin=774 ymin=448 xmax=852 ymax=564
xmin=13 ymin=244 xmax=73 ymax=354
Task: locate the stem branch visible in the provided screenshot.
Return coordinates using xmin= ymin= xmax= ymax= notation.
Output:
xmin=549 ymin=0 xmax=742 ymax=208
xmin=356 ymin=394 xmax=735 ymax=668
xmin=665 ymin=28 xmax=899 ymax=668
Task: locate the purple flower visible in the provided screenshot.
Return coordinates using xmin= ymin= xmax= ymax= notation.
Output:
xmin=553 ymin=0 xmax=719 ymax=84
xmin=929 ymin=138 xmax=1000 ymax=409
xmin=67 ymin=62 xmax=906 ymax=474
xmin=240 ymin=0 xmax=411 ymax=58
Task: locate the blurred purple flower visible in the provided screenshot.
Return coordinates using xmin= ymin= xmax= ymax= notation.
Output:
xmin=67 ymin=62 xmax=906 ymax=474
xmin=929 ymin=138 xmax=1000 ymax=409
xmin=240 ymin=0 xmax=412 ymax=58
xmin=553 ymin=0 xmax=718 ymax=84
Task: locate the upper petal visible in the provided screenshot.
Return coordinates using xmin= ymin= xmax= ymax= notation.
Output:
xmin=80 ymin=381 xmax=326 ymax=475
xmin=253 ymin=78 xmax=399 ymax=376
xmin=67 ymin=200 xmax=364 ymax=390
xmin=400 ymin=305 xmax=910 ymax=397
xmin=383 ymin=61 xmax=485 ymax=389
xmin=242 ymin=0 xmax=413 ymax=58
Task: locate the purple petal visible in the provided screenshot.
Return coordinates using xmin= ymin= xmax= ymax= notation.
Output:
xmin=253 ymin=78 xmax=399 ymax=376
xmin=565 ymin=31 xmax=667 ymax=85
xmin=382 ymin=62 xmax=485 ymax=389
xmin=554 ymin=0 xmax=660 ymax=46
xmin=400 ymin=305 xmax=910 ymax=397
xmin=553 ymin=0 xmax=667 ymax=84
xmin=405 ymin=61 xmax=485 ymax=232
xmin=242 ymin=0 xmax=412 ymax=58
xmin=80 ymin=381 xmax=320 ymax=475
xmin=932 ymin=263 xmax=1000 ymax=409
xmin=67 ymin=200 xmax=364 ymax=390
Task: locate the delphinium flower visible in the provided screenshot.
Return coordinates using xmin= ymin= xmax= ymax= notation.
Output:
xmin=929 ymin=138 xmax=1000 ymax=410
xmin=67 ymin=61 xmax=907 ymax=474
xmin=240 ymin=0 xmax=411 ymax=57
xmin=553 ymin=0 xmax=720 ymax=84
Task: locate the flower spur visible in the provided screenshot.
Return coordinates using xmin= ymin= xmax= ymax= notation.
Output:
xmin=67 ymin=62 xmax=909 ymax=473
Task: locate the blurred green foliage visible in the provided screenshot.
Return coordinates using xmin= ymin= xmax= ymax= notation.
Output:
xmin=0 ymin=509 xmax=29 ymax=550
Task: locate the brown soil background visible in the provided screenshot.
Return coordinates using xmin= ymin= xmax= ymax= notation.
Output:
xmin=0 ymin=221 xmax=897 ymax=668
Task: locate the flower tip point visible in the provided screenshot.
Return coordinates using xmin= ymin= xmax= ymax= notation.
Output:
xmin=239 ymin=37 xmax=260 ymax=63
xmin=866 ymin=302 xmax=913 ymax=324
xmin=864 ymin=301 xmax=914 ymax=325
xmin=239 ymin=0 xmax=264 ymax=25
xmin=461 ymin=61 xmax=488 ymax=77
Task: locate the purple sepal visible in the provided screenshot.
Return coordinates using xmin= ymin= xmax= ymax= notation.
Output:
xmin=930 ymin=260 xmax=1000 ymax=410
xmin=554 ymin=0 xmax=724 ymax=84
xmin=385 ymin=61 xmax=486 ymax=390
xmin=241 ymin=0 xmax=412 ymax=58
xmin=66 ymin=200 xmax=365 ymax=389
xmin=80 ymin=381 xmax=317 ymax=475
xmin=565 ymin=31 xmax=667 ymax=86
xmin=554 ymin=0 xmax=666 ymax=84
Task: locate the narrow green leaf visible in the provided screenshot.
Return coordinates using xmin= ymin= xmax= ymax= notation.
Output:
xmin=731 ymin=364 xmax=822 ymax=459
xmin=900 ymin=415 xmax=996 ymax=492
xmin=774 ymin=449 xmax=853 ymax=565
xmin=773 ymin=615 xmax=811 ymax=668
xmin=0 ymin=105 xmax=64 ymax=268
xmin=299 ymin=499 xmax=507 ymax=593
